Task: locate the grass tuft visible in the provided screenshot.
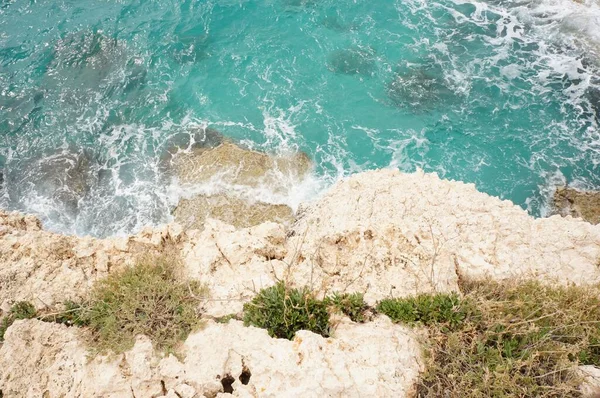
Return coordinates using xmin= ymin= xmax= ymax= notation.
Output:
xmin=243 ymin=282 xmax=331 ymax=340
xmin=80 ymin=254 xmax=206 ymax=354
xmin=325 ymin=292 xmax=368 ymax=323
xmin=0 ymin=301 xmax=37 ymax=342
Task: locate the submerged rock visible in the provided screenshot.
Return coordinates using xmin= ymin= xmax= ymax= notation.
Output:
xmin=327 ymin=47 xmax=376 ymax=76
xmin=553 ymin=186 xmax=600 ymax=224
xmin=45 ymin=30 xmax=147 ymax=103
xmin=171 ymin=141 xmax=310 ymax=230
xmin=320 ymin=15 xmax=358 ymax=32
xmin=5 ymin=149 xmax=97 ymax=223
xmin=387 ymin=64 xmax=453 ymax=110
xmin=173 ymin=194 xmax=294 ymax=230
xmin=161 ymin=126 xmax=225 ymax=165
xmin=586 ymin=85 xmax=600 ymax=123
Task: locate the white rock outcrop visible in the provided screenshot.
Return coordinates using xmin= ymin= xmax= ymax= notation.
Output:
xmin=0 ymin=317 xmax=422 ymax=397
xmin=287 ymin=169 xmax=600 ymax=304
xmin=0 ymin=212 xmax=185 ymax=312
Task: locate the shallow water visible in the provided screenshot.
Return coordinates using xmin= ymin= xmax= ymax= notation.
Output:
xmin=0 ymin=0 xmax=599 ymax=237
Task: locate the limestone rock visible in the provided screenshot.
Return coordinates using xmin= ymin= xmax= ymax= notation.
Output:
xmin=173 ymin=142 xmax=311 ymax=190
xmin=2 ymin=168 xmax=600 ymax=397
xmin=287 ymin=169 xmax=600 ymax=306
xmin=554 ymin=186 xmax=600 ymax=224
xmin=0 ymin=318 xmax=423 ymax=398
xmin=578 ymin=365 xmax=600 ymax=397
xmin=181 ymin=219 xmax=288 ymax=317
xmin=0 ymin=211 xmax=185 ymax=311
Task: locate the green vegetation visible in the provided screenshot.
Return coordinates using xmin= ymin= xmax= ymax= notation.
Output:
xmin=324 ymin=292 xmax=368 ymax=323
xmin=45 ymin=300 xmax=90 ymax=327
xmin=243 ymin=282 xmax=331 ymax=340
xmin=214 ymin=313 xmax=239 ymax=324
xmin=377 ymin=292 xmax=472 ymax=330
xmin=80 ymin=254 xmax=206 ymax=354
xmin=3 ymin=263 xmax=597 ymax=398
xmin=0 ymin=301 xmax=37 ymax=342
xmin=396 ymin=280 xmax=600 ymax=397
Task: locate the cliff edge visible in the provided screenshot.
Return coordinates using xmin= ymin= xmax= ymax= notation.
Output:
xmin=1 ymin=169 xmax=599 ymax=397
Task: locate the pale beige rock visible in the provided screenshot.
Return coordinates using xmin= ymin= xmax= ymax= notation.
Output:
xmin=0 ymin=211 xmax=185 ymax=311
xmin=174 ymin=193 xmax=294 ymax=231
xmin=181 ymin=219 xmax=288 ymax=317
xmin=287 ymin=169 xmax=600 ymax=305
xmin=0 ymin=318 xmax=423 ymax=398
xmin=3 ymin=168 xmax=600 ymax=397
xmin=578 ymin=365 xmax=600 ymax=397
xmin=173 ymin=142 xmax=311 ymax=190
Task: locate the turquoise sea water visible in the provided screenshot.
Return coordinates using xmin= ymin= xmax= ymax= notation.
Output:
xmin=0 ymin=0 xmax=599 ymax=237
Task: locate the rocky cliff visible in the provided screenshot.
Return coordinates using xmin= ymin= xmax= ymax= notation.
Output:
xmin=1 ymin=169 xmax=599 ymax=397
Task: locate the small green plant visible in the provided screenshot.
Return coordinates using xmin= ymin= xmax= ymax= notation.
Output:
xmin=377 ymin=292 xmax=471 ymax=330
xmin=81 ymin=254 xmax=206 ymax=354
xmin=0 ymin=301 xmax=37 ymax=341
xmin=325 ymin=292 xmax=368 ymax=322
xmin=243 ymin=282 xmax=331 ymax=340
xmin=214 ymin=313 xmax=239 ymax=324
xmin=44 ymin=300 xmax=90 ymax=327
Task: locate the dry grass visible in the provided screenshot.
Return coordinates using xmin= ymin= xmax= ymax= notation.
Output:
xmin=411 ymin=279 xmax=600 ymax=397
xmin=79 ymin=253 xmax=207 ymax=354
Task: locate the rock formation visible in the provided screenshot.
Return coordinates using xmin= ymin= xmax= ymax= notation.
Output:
xmin=0 ymin=317 xmax=422 ymax=397
xmin=172 ymin=141 xmax=311 ymax=230
xmin=1 ymin=168 xmax=600 ymax=396
xmin=553 ymin=186 xmax=600 ymax=225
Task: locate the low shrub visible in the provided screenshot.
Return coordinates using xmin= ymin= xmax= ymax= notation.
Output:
xmin=377 ymin=292 xmax=472 ymax=330
xmin=81 ymin=254 xmax=206 ymax=354
xmin=325 ymin=292 xmax=368 ymax=323
xmin=414 ymin=280 xmax=600 ymax=397
xmin=243 ymin=282 xmax=330 ymax=340
xmin=0 ymin=301 xmax=37 ymax=341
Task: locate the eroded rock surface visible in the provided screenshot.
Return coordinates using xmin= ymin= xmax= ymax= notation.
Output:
xmin=173 ymin=141 xmax=311 ymax=189
xmin=553 ymin=186 xmax=600 ymax=225
xmin=0 ymin=211 xmax=185 ymax=312
xmin=0 ymin=317 xmax=423 ymax=398
xmin=174 ymin=194 xmax=294 ymax=231
xmin=287 ymin=169 xmax=600 ymax=305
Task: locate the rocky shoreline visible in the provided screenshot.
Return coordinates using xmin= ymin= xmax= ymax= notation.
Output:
xmin=1 ymin=168 xmax=600 ymax=397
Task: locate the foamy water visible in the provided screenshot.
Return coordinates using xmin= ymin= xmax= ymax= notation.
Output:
xmin=0 ymin=0 xmax=598 ymax=237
